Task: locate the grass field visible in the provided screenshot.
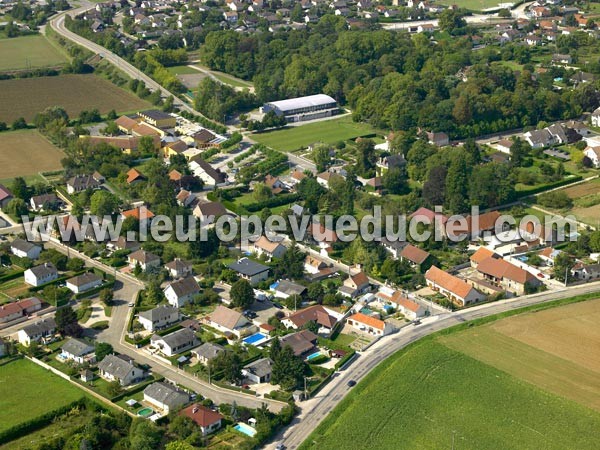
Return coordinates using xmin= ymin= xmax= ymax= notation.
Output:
xmin=538 ymin=178 xmax=600 ymax=225
xmin=300 ymin=298 xmax=600 ymax=450
xmin=0 ymin=358 xmax=85 ymax=434
xmin=166 ymin=65 xmax=204 ymax=75
xmin=0 ymin=130 xmax=64 ymax=179
xmin=436 ymin=0 xmax=504 ymax=10
xmin=251 ymin=115 xmax=379 ymax=152
xmin=0 ymin=74 xmax=151 ymax=123
xmin=0 ymin=278 xmax=30 ymax=301
xmin=0 ymin=35 xmax=67 ymax=72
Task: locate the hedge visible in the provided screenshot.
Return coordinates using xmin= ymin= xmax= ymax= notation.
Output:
xmin=28 ymin=269 xmax=87 ymax=293
xmin=109 ymin=375 xmax=164 ymax=402
xmin=307 ymin=369 xmax=335 ymax=398
xmin=125 ymin=322 xmax=183 ymax=347
xmin=0 ymin=398 xmax=87 ymax=444
xmin=334 ymin=350 xmax=357 ymax=370
xmin=516 ymin=175 xmax=583 ymax=198
xmin=179 ymin=111 xmax=227 ymax=134
xmin=244 ymin=193 xmax=300 ymax=213
xmin=0 ymin=269 xmax=25 ymax=284
xmin=220 ymin=132 xmax=243 ymax=149
xmin=74 ymin=280 xmax=115 ymax=300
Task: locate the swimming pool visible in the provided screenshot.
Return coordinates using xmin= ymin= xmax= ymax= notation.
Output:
xmin=234 ymin=422 xmax=257 ymax=437
xmin=306 ymin=351 xmax=322 ymax=361
xmin=137 ymin=407 xmax=154 ymax=418
xmin=242 ymin=332 xmax=270 ymax=346
xmin=516 ymin=255 xmax=528 ymax=262
xmin=360 ymin=307 xmax=373 ymax=315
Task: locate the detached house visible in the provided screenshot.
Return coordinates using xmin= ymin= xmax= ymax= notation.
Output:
xmin=61 ymin=338 xmax=96 ymax=364
xmin=584 ymin=146 xmax=600 ymax=168
xmin=66 ymin=272 xmax=103 ymax=294
xmin=30 ymin=193 xmax=62 ymax=212
xmin=10 ymin=239 xmax=42 ymax=260
xmin=242 ymin=357 xmax=273 ymax=384
xmin=339 ymin=271 xmax=370 ymax=298
xmin=165 ymin=258 xmax=193 ymax=279
xmin=206 ymin=305 xmax=250 ymax=337
xmin=425 ymin=266 xmax=486 ymax=307
xmin=24 ymin=263 xmax=58 ymax=287
xmin=98 ymin=354 xmax=145 ymax=386
xmin=191 ymin=342 xmax=225 ymax=365
xmin=151 ymin=328 xmax=199 ymax=356
xmin=347 ymin=313 xmax=393 ymax=337
xmin=180 ymin=404 xmax=223 ymax=436
xmin=189 ymin=157 xmax=226 ymax=187
xmin=18 ymin=318 xmax=57 ymax=346
xmin=138 ymin=305 xmax=180 ymax=332
xmin=164 ymin=277 xmax=201 ymax=308
xmin=128 ymin=250 xmax=161 ymax=272
xmin=399 ymin=244 xmax=432 ymax=271
xmin=591 ymin=107 xmax=600 ymax=127
xmin=253 ymin=236 xmax=286 ymax=260
xmin=389 ymin=293 xmax=425 ymax=320
xmin=228 ymin=258 xmax=270 ymax=285
xmin=143 ymin=382 xmax=189 ymax=414
xmin=66 ymin=175 xmax=101 ymax=194
xmin=0 ymin=184 xmax=13 ymax=209
xmin=476 ymin=257 xmax=541 ymax=295
xmin=193 ymin=201 xmax=230 ymax=225
xmin=282 ymin=305 xmax=341 ymax=336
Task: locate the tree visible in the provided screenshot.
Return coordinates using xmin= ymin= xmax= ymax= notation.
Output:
xmin=100 ymin=288 xmax=114 ymax=306
xmin=43 ymin=285 xmax=72 ymax=307
xmin=510 ymin=137 xmax=531 ymax=167
xmin=67 ymin=258 xmax=85 ymax=271
xmin=356 ymin=138 xmax=376 ymax=177
xmin=307 ymin=282 xmax=324 ymax=303
xmin=95 ymin=342 xmax=113 ymax=362
xmin=11 ymin=177 xmax=29 ymax=201
xmin=445 ymin=153 xmax=470 ymax=213
xmin=553 ymin=252 xmax=574 ymax=283
xmin=382 ymin=167 xmax=407 ymax=195
xmin=423 ymin=166 xmax=447 ymax=207
xmin=167 ymin=416 xmax=196 ymax=440
xmin=55 ymin=305 xmax=82 ymax=337
xmin=271 ymin=345 xmax=305 ymax=391
xmin=129 ymin=420 xmax=163 ymax=450
xmin=165 ymin=441 xmax=196 ymax=450
xmin=253 ymin=183 xmax=272 ymax=203
xmin=90 ymin=190 xmax=120 ymax=217
xmin=138 ymin=136 xmax=156 ymax=154
xmin=11 ymin=117 xmax=27 ymax=130
xmin=284 ymin=294 xmax=302 ymax=311
xmin=438 ymin=9 xmax=467 ymax=33
xmin=312 ymin=144 xmax=331 ymax=172
xmin=6 ymin=198 xmax=28 ymax=219
xmin=209 ymin=350 xmax=242 ymax=384
xmin=278 ymin=243 xmax=306 ymax=279
xmin=231 ymin=279 xmax=254 ymax=309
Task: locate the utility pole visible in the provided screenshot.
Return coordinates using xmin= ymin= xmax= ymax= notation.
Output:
xmin=303 ymin=376 xmax=308 ymax=400
xmin=565 ymin=266 xmax=568 ymax=288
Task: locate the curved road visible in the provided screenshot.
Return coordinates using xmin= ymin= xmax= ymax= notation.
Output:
xmin=269 ymin=280 xmax=600 ymax=449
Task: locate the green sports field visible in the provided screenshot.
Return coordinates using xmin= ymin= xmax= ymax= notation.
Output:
xmin=0 ymin=358 xmax=85 ymax=434
xmin=251 ymin=115 xmax=379 ymax=152
xmin=435 ymin=0 xmax=503 ymax=11
xmin=0 ymin=35 xmax=67 ymax=72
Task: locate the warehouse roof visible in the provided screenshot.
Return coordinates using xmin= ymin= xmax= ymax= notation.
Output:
xmin=266 ymin=94 xmax=336 ymax=112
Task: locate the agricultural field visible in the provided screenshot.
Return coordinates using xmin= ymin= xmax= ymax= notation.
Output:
xmin=540 ymin=178 xmax=600 ymax=226
xmin=301 ymin=299 xmax=600 ymax=450
xmin=0 ymin=35 xmax=67 ymax=72
xmin=0 ymin=74 xmax=151 ymax=123
xmin=0 ymin=358 xmax=85 ymax=434
xmin=251 ymin=115 xmax=380 ymax=152
xmin=435 ymin=0 xmax=505 ymax=11
xmin=0 ymin=130 xmax=64 ymax=180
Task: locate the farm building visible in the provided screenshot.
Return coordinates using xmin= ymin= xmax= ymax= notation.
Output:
xmin=260 ymin=94 xmax=338 ymax=122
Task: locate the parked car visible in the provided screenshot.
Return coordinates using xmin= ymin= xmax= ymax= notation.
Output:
xmin=272 ymin=302 xmax=283 ymax=309
xmin=347 ymin=380 xmax=356 ymax=387
xmin=275 ymin=444 xmax=286 ymax=450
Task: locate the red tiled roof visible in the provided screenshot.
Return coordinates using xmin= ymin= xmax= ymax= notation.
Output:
xmin=348 ymin=312 xmax=385 ymax=331
xmin=425 ymin=266 xmax=475 ymax=300
xmin=400 ymin=244 xmax=430 ymax=265
xmin=180 ymin=404 xmax=223 ymax=428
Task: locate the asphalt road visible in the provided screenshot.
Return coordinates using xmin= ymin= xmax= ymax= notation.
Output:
xmin=267 ymin=280 xmax=600 ymax=449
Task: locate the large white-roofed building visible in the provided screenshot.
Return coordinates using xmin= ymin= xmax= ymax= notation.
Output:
xmin=261 ymin=94 xmax=339 ymax=122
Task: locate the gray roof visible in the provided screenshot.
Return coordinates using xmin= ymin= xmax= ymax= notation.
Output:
xmin=192 ymin=342 xmax=224 ymax=360
xmin=31 ymin=193 xmax=61 ymax=208
xmin=152 ymin=328 xmax=198 ymax=350
xmin=67 ymin=174 xmax=101 ymax=190
xmin=280 ymin=330 xmax=317 ymax=356
xmin=139 ymin=305 xmax=179 ymax=322
xmin=62 ymin=338 xmax=95 ymax=357
xmin=11 ymin=238 xmax=39 ymax=253
xmin=266 ymin=94 xmax=336 ymax=113
xmin=208 ymin=305 xmax=247 ymax=330
xmin=129 ymin=250 xmax=160 ymax=264
xmin=166 ymin=277 xmax=200 ymax=298
xmin=143 ymin=381 xmax=189 ymax=408
xmin=244 ymin=357 xmax=273 ymax=378
xmin=28 ymin=263 xmax=57 ymax=279
xmin=526 ymin=129 xmax=552 ymax=146
xmin=165 ymin=258 xmax=192 ymax=273
xmin=228 ymin=258 xmax=269 ymax=277
xmin=22 ymin=318 xmax=56 ymax=336
xmin=139 ymin=109 xmax=172 ymax=121
xmin=275 ymin=279 xmax=306 ymax=296
xmin=67 ymin=272 xmax=102 ymax=287
xmin=98 ymin=354 xmax=137 ymax=379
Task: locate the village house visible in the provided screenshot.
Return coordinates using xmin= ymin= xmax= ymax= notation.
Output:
xmin=425 ymin=266 xmax=486 ymax=307
xmin=469 ymin=247 xmax=500 ymax=268
xmin=30 ymin=193 xmax=62 ymax=212
xmin=253 ymin=235 xmax=287 ymax=260
xmin=346 ymin=312 xmax=394 ymax=337
xmin=228 ymin=258 xmax=270 ymax=285
xmin=115 ymin=115 xmax=139 ymax=133
xmin=537 ymin=247 xmax=562 ymax=266
xmin=61 ymin=338 xmax=96 ymax=364
xmin=376 ymin=154 xmax=406 ymax=174
xmin=399 ymin=244 xmax=432 ymax=271
xmin=66 ymin=175 xmax=101 ymax=194
xmin=120 ymin=205 xmax=155 ymax=224
xmin=151 ymin=328 xmax=199 ymax=356
xmin=476 ymin=257 xmax=541 ymax=295
xmin=495 ymin=139 xmax=514 ymax=154
xmin=193 ymin=201 xmax=230 ymax=225
xmin=165 ymin=258 xmax=193 ymax=279
xmin=339 ymin=271 xmax=370 ymax=298
xmin=264 ymin=174 xmax=287 ymax=194
xmin=98 ymin=354 xmax=145 ymax=386
xmin=18 ymin=318 xmax=57 ymax=346
xmin=191 ymin=342 xmax=225 ymax=365
xmin=163 ymin=140 xmax=188 ymax=158
xmin=279 ymin=330 xmax=318 ymax=357
xmin=273 ymin=279 xmax=307 ymax=300
xmin=0 ymin=184 xmax=13 ymax=209
xmin=138 ymin=305 xmax=180 ymax=332
xmin=176 ymin=189 xmax=195 ymax=207
xmin=0 ymin=297 xmax=42 ymax=323
xmin=179 ymin=404 xmax=224 ymax=435
xmin=143 ymin=382 xmax=189 ymax=413
xmin=304 ymin=255 xmax=328 ymax=275
xmin=126 ymin=168 xmax=145 ymax=185
xmin=24 ymin=263 xmax=58 ymax=287
xmin=584 ymin=146 xmax=600 ymax=168
xmin=591 ymin=107 xmax=600 ymax=127
xmin=84 ymin=135 xmax=160 ymax=154
xmin=164 ymin=277 xmax=201 ymax=308
xmin=107 ymin=236 xmax=140 ymax=253
xmin=128 ymin=250 xmax=161 ymax=272
xmin=242 ymin=357 xmax=273 ymax=384
xmin=10 ymin=239 xmax=42 ymax=260
xmin=426 ymin=131 xmax=449 ymax=147
xmin=281 ymin=305 xmax=341 ymax=336
xmin=389 ymin=292 xmax=426 ymax=320
xmin=66 ymin=272 xmax=103 ymax=294
xmin=571 ymin=262 xmax=600 ymax=281
xmin=206 ymin=305 xmax=251 ymax=338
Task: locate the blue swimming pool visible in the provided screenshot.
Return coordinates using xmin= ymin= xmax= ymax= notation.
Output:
xmin=243 ymin=332 xmax=269 ymax=346
xmin=234 ymin=422 xmax=257 ymax=437
xmin=360 ymin=307 xmax=373 ymax=315
xmin=306 ymin=351 xmax=322 ymax=361
xmin=516 ymin=255 xmax=528 ymax=262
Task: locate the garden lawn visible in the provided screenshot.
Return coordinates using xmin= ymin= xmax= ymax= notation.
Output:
xmin=251 ymin=115 xmax=379 ymax=152
xmin=0 ymin=358 xmax=85 ymax=434
xmin=299 ymin=341 xmax=600 ymax=450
